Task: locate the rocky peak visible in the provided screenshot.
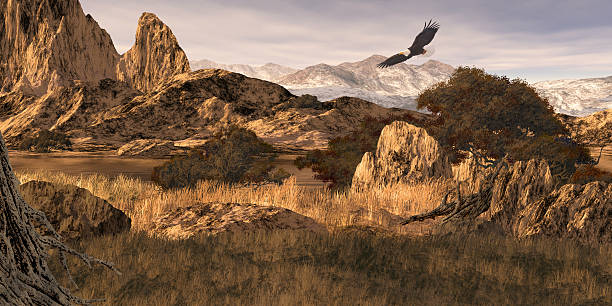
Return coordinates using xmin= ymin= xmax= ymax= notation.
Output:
xmin=116 ymin=12 xmax=190 ymax=92
xmin=0 ymin=0 xmax=119 ymax=94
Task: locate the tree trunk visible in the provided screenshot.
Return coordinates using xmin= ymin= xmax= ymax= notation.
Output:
xmin=402 ymin=157 xmax=509 ymax=227
xmin=0 ymin=132 xmax=117 ymax=305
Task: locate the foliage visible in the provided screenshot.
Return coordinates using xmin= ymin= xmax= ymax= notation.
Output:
xmin=152 ymin=125 xmax=287 ymax=188
xmin=18 ymin=130 xmax=72 ymax=152
xmin=295 ymin=114 xmax=422 ymax=189
xmin=417 ymin=67 xmax=593 ymax=180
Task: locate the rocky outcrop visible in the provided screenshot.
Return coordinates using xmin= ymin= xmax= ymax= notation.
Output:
xmin=514 ymin=181 xmax=611 ymax=243
xmin=351 ymin=121 xmax=452 ymax=189
xmin=116 ymin=12 xmax=190 ymax=92
xmin=19 ymin=180 xmax=131 ymax=241
xmin=246 ymin=97 xmax=422 ymax=150
xmin=147 ymin=202 xmax=327 ymax=240
xmin=88 ymin=69 xmax=295 ymax=143
xmin=0 ymin=0 xmax=119 ymax=94
xmin=117 ymin=139 xmax=176 ymax=157
xmin=487 ymin=159 xmax=558 ymax=225
xmin=559 ymin=108 xmax=612 ymax=146
xmin=0 ymin=78 xmax=140 ymax=143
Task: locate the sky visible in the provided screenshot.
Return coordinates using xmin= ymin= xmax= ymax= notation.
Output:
xmin=81 ymin=0 xmax=612 ymax=82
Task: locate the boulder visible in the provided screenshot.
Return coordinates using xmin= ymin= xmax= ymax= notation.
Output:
xmin=19 ymin=180 xmax=131 ymax=241
xmin=117 ymin=139 xmax=176 ymax=157
xmin=147 ymin=202 xmax=327 ymax=240
xmin=351 ymin=121 xmax=452 ymax=189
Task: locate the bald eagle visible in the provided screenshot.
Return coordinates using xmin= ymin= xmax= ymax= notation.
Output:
xmin=377 ymin=20 xmax=440 ymax=68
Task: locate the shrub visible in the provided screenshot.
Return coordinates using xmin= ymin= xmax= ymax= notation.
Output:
xmin=152 ymin=126 xmax=288 ymax=189
xmin=18 ymin=130 xmax=72 ymax=152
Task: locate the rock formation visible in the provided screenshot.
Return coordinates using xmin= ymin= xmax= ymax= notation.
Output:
xmin=351 ymin=121 xmax=452 ymax=189
xmin=514 ymin=181 xmax=611 ymax=243
xmin=117 ymin=138 xmax=177 ymax=157
xmin=559 ymin=108 xmax=612 ymax=146
xmin=0 ymin=1 xmax=426 ymax=151
xmin=0 ymin=0 xmax=119 ymax=94
xmin=247 ymin=97 xmax=422 ymax=150
xmin=486 ymin=159 xmax=558 ymax=226
xmin=147 ymin=202 xmax=327 ymax=240
xmin=19 ymin=180 xmax=131 ymax=242
xmin=0 ymin=78 xmax=140 ymax=143
xmin=116 ymin=12 xmax=190 ymax=92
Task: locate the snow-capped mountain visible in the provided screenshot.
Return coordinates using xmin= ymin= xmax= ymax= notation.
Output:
xmin=190 ymin=59 xmax=297 ymax=82
xmin=277 ymin=55 xmax=454 ymax=110
xmin=532 ymin=76 xmax=612 ymax=117
xmin=190 ymin=56 xmax=612 ymax=116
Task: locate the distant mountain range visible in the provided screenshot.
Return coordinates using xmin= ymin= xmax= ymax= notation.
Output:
xmin=191 ymin=58 xmax=612 ymax=116
xmin=533 ymin=76 xmax=612 ymax=117
xmin=190 ymin=60 xmax=297 ymax=82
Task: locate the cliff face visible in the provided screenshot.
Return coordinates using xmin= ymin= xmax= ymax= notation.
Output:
xmin=116 ymin=12 xmax=190 ymax=92
xmin=351 ymin=121 xmax=452 ymax=189
xmin=0 ymin=0 xmax=119 ymax=94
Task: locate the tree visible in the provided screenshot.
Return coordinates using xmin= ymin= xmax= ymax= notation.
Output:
xmin=403 ymin=67 xmax=593 ymax=226
xmin=0 ymin=132 xmax=119 ymax=304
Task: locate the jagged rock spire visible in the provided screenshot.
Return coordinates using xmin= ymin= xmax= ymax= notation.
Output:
xmin=0 ymin=0 xmax=120 ymax=94
xmin=116 ymin=12 xmax=190 ymax=92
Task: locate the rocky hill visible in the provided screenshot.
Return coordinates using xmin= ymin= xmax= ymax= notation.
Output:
xmin=558 ymin=108 xmax=612 ymax=146
xmin=0 ymin=1 xmax=423 ymax=152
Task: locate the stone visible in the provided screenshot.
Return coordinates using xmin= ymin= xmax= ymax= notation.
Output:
xmin=147 ymin=202 xmax=327 ymax=240
xmin=19 ymin=180 xmax=131 ymax=241
xmin=351 ymin=121 xmax=452 ymax=189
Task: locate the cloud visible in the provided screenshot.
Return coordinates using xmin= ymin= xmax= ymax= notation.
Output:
xmin=80 ymin=0 xmax=612 ymax=81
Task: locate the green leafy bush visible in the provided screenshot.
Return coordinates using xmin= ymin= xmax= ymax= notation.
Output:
xmin=18 ymin=130 xmax=72 ymax=152
xmin=152 ymin=126 xmax=289 ymax=189
xmin=295 ymin=114 xmax=422 ymax=189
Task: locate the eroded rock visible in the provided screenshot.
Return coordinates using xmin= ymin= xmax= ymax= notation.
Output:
xmin=514 ymin=181 xmax=612 ymax=243
xmin=117 ymin=139 xmax=176 ymax=157
xmin=116 ymin=12 xmax=190 ymax=92
xmin=147 ymin=202 xmax=327 ymax=240
xmin=19 ymin=180 xmax=131 ymax=242
xmin=351 ymin=121 xmax=452 ymax=189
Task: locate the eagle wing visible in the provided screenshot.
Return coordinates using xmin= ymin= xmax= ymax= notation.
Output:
xmin=376 ymin=53 xmax=410 ymax=68
xmin=409 ymin=19 xmax=440 ymax=50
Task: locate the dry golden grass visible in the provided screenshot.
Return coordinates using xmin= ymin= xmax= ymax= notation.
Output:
xmin=16 ymin=170 xmax=451 ymax=232
xmin=16 ymin=169 xmax=612 ymax=305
